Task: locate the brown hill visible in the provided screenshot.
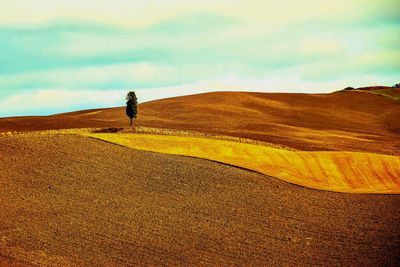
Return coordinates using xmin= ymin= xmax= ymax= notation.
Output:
xmin=1 ymin=88 xmax=399 ymax=265
xmin=1 ymin=89 xmax=399 ymax=154
xmin=1 ymin=134 xmax=399 ymax=265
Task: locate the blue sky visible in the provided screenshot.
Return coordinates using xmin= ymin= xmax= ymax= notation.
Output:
xmin=0 ymin=0 xmax=399 ymax=117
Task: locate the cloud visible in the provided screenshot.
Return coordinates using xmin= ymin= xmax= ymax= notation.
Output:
xmin=0 ymin=89 xmax=125 ymax=117
xmin=0 ymin=62 xmax=179 ymax=93
xmin=0 ymin=0 xmax=398 ymax=27
xmin=298 ymin=38 xmax=346 ymax=56
xmin=0 ymin=2 xmax=399 ymax=116
xmin=1 ymin=14 xmax=398 ymax=84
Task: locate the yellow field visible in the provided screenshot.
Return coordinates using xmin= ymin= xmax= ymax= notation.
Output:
xmin=84 ymin=133 xmax=400 ymax=194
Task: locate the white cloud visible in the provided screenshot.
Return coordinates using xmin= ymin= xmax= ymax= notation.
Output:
xmin=0 ymin=62 xmax=176 ymax=88
xmin=298 ymin=38 xmax=346 ymax=56
xmin=0 ymin=89 xmax=126 ymax=116
xmin=0 ymin=1 xmax=398 ymax=118
xmin=0 ymin=0 xmax=395 ymax=27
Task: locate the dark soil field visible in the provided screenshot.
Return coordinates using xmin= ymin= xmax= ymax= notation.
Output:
xmin=1 ymin=134 xmax=399 ymax=266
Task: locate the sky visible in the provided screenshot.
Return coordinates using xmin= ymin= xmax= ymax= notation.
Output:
xmin=0 ymin=0 xmax=399 ymax=117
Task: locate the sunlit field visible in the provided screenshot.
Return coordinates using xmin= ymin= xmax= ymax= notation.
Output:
xmin=1 ymin=87 xmax=399 ymax=265
xmin=3 ymin=126 xmax=398 ymax=194
xmin=84 ymin=131 xmax=400 ymax=194
xmin=1 ymin=0 xmax=399 ymax=264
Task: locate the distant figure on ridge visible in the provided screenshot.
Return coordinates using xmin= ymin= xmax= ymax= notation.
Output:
xmin=126 ymin=91 xmax=138 ymax=127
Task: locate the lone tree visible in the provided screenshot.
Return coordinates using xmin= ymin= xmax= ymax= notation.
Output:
xmin=126 ymin=91 xmax=138 ymax=127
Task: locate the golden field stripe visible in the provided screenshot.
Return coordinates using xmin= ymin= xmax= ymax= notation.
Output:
xmin=84 ymin=133 xmax=400 ymax=194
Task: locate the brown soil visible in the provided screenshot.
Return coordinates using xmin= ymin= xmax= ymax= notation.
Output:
xmin=1 ymin=135 xmax=399 ymax=266
xmin=1 ymin=90 xmax=399 ymax=155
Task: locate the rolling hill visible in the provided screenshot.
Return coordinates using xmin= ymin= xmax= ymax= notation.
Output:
xmin=1 ymin=87 xmax=399 ymax=155
xmin=1 ymin=87 xmax=400 ymax=265
xmin=1 ymin=134 xmax=399 ymax=266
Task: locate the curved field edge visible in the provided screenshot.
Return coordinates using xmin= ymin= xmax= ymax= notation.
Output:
xmin=82 ymin=132 xmax=400 ymax=194
xmin=0 ymin=126 xmax=293 ymax=150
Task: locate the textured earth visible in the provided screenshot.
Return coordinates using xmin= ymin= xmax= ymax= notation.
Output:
xmin=1 ymin=134 xmax=399 ymax=266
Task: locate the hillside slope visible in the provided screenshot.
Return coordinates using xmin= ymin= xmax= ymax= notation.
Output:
xmin=137 ymin=90 xmax=400 ymax=154
xmin=0 ymin=89 xmax=399 ymax=154
xmin=1 ymin=134 xmax=399 ymax=265
xmin=85 ymin=133 xmax=400 ymax=194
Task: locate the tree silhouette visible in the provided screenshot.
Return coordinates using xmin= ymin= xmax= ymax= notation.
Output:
xmin=126 ymin=91 xmax=138 ymax=127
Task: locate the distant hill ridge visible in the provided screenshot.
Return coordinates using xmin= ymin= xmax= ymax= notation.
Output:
xmin=340 ymin=85 xmax=400 ymax=102
xmin=0 ymin=89 xmax=399 ymax=155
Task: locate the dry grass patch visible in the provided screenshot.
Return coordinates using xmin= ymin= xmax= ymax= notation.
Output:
xmin=83 ymin=132 xmax=400 ymax=194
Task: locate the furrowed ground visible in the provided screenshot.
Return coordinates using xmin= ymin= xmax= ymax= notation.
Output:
xmin=0 ymin=88 xmax=399 ymax=265
xmin=0 ymin=134 xmax=399 ymax=266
